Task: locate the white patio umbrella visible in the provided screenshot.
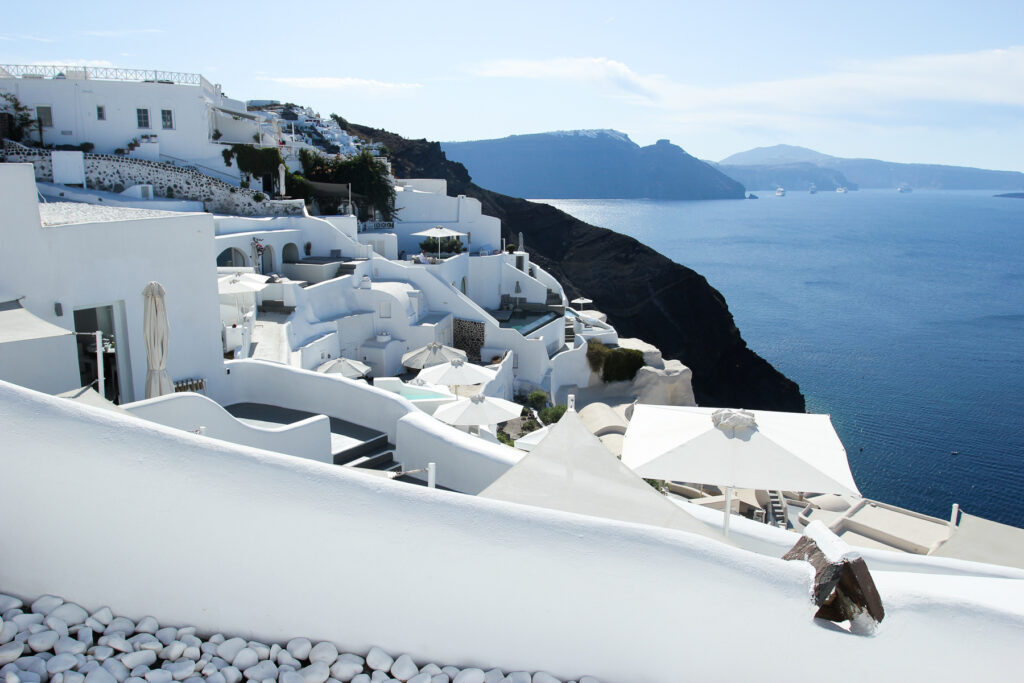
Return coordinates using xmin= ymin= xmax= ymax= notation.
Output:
xmin=416 ymin=357 xmax=496 ymax=389
xmin=411 ymin=225 xmax=467 ymax=260
xmin=218 ymin=273 xmax=270 ymax=322
xmin=570 ymin=297 xmax=593 ymax=310
xmin=142 ymin=281 xmax=173 ymax=399
xmin=402 ymin=342 xmax=467 ymax=370
xmin=433 ymin=393 xmax=523 ymax=426
xmin=316 ymin=357 xmax=371 ymax=379
xmin=621 ymin=405 xmax=860 ymax=536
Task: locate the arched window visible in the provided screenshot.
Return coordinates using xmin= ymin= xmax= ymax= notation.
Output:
xmin=216 ymin=247 xmax=248 ymax=267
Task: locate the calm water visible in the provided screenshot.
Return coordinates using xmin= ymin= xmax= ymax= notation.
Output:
xmin=536 ymin=191 xmax=1024 ymax=527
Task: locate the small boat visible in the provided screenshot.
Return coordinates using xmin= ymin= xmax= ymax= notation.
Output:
xmin=775 ymin=187 xmax=786 ymax=196
xmin=836 ymin=186 xmax=847 ymax=193
xmin=897 ymin=184 xmax=913 ymax=193
xmin=809 ymin=184 xmax=817 ymax=194
xmin=747 ymin=193 xmax=759 ymax=199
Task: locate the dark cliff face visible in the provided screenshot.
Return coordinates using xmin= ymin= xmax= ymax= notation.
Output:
xmin=351 ymin=124 xmax=806 ymax=411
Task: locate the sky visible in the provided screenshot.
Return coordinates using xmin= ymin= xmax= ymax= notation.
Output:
xmin=3 ymin=0 xmax=1023 ymax=170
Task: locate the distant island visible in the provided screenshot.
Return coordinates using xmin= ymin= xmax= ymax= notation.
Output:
xmin=441 ymin=130 xmax=745 ymax=200
xmin=717 ymin=144 xmax=1024 ymax=191
xmin=994 ymin=192 xmax=1024 ymax=198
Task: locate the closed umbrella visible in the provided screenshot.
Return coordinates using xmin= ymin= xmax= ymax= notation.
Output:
xmin=411 ymin=226 xmax=467 ymax=260
xmin=401 ymin=342 xmax=467 ymax=370
xmin=434 ymin=393 xmax=522 ymax=426
xmin=316 ymin=357 xmax=371 ymax=379
xmin=142 ymin=281 xmax=173 ymax=399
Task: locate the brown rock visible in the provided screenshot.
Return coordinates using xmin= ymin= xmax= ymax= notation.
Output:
xmin=783 ymin=534 xmax=885 ymax=628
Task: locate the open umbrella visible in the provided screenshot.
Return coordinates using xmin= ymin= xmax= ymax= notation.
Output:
xmin=416 ymin=357 xmax=495 ymax=389
xmin=142 ymin=281 xmax=173 ymax=399
xmin=411 ymin=225 xmax=467 ymax=260
xmin=316 ymin=357 xmax=371 ymax=379
xmin=621 ymin=405 xmax=859 ymax=536
xmin=570 ymin=297 xmax=593 ymax=310
xmin=401 ymin=342 xmax=467 ymax=370
xmin=433 ymin=393 xmax=522 ymax=426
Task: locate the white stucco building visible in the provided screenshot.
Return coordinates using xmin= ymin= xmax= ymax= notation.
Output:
xmin=0 ymin=64 xmax=271 ymax=183
xmin=387 ymin=179 xmax=501 ymax=256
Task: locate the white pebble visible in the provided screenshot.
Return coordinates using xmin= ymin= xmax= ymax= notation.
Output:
xmin=102 ymin=658 xmax=130 ymax=682
xmin=0 ymin=622 xmax=16 ymax=646
xmin=285 ymin=640 xmax=311 ymax=662
xmin=166 ymin=660 xmax=195 ymax=681
xmin=154 ymin=630 xmax=176 ymax=648
xmin=350 ymin=676 xmax=370 ymax=683
xmin=430 ymin=676 xmax=449 ymax=683
xmin=90 ymin=646 xmax=114 ymax=661
xmin=277 ymin=652 xmax=300 ymax=669
xmin=200 ymin=643 xmax=218 ymax=656
xmin=205 ymin=673 xmax=226 ymax=683
xmin=182 ymin=647 xmax=200 ymax=662
xmin=130 ymin=667 xmax=151 ymax=678
xmin=175 ymin=629 xmax=195 ymax=639
xmin=75 ymin=628 xmax=94 ymax=647
xmin=91 ymin=609 xmax=113 ymax=628
xmin=106 ymin=636 xmax=132 ymax=654
xmin=143 ymin=670 xmax=172 ymax=683
xmin=418 ymin=666 xmax=440 ymax=677
xmin=407 ymin=676 xmax=431 ymax=683
xmin=369 ymin=673 xmax=389 ymax=683
xmin=216 ymin=639 xmax=247 ymax=664
xmin=127 ymin=678 xmax=147 ymax=683
xmin=31 ymin=597 xmax=64 ymax=617
xmin=483 ymin=672 xmax=503 ymax=683
xmin=208 ymin=635 xmax=226 ymax=646
xmin=27 ymin=630 xmax=59 ymax=653
xmin=576 ymin=679 xmax=601 ymax=683
xmin=53 ymin=637 xmax=85 ymax=656
xmin=0 ymin=598 xmax=22 ymax=614
xmin=161 ymin=643 xmax=185 ymax=662
xmin=86 ymin=619 xmax=107 ymax=634
xmin=49 ymin=605 xmax=87 ymax=628
xmin=531 ymin=675 xmax=560 ymax=683
xmin=504 ymin=674 xmax=531 ymax=683
xmin=307 ymin=644 xmax=337 ymax=667
xmin=241 ymin=661 xmax=276 ymax=681
xmin=44 ymin=618 xmax=69 ymax=638
xmin=440 ymin=670 xmax=460 ymax=681
xmin=389 ymin=657 xmax=417 ymax=683
xmin=0 ymin=642 xmax=24 ymax=666
xmin=80 ymin=662 xmax=101 ymax=675
xmin=65 ymin=672 xmax=85 ymax=683
xmin=16 ymin=672 xmax=42 ymax=683
xmin=280 ymin=674 xmax=304 ymax=683
xmin=329 ymin=654 xmax=363 ymax=682
xmin=297 ymin=662 xmax=329 ymax=683
xmin=232 ymin=649 xmax=258 ymax=671
xmin=12 ymin=615 xmax=44 ymax=629
xmin=452 ymin=670 xmax=483 ymax=683
xmin=268 ymin=645 xmax=280 ymax=662
xmin=86 ymin=667 xmax=119 ymax=683
xmin=122 ymin=651 xmax=157 ymax=670
xmin=221 ymin=667 xmax=242 ymax=683
xmin=182 ymin=677 xmax=203 ymax=683
xmin=47 ymin=654 xmax=78 ymax=674
xmin=105 ymin=619 xmax=135 ymax=637
xmin=134 ymin=619 xmax=158 ymax=636
xmin=365 ymin=649 xmax=392 ymax=673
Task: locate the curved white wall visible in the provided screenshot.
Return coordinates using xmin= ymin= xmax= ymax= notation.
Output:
xmin=4 ymin=380 xmax=1022 ymax=682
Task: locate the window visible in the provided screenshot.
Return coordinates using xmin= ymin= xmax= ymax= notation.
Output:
xmin=136 ymin=108 xmax=150 ymax=128
xmin=96 ymin=105 xmax=105 ymax=121
xmin=378 ymin=302 xmax=391 ymax=319
xmin=36 ymin=106 xmax=53 ymax=128
xmin=161 ymin=109 xmax=174 ymax=129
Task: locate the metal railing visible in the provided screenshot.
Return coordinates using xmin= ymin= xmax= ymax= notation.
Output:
xmin=0 ymin=64 xmax=202 ymax=86
xmin=359 ymin=221 xmax=394 ymax=232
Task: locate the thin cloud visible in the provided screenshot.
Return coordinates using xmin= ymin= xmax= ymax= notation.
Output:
xmin=28 ymin=59 xmax=117 ymax=68
xmin=0 ymin=34 xmax=55 ymax=43
xmin=473 ymin=57 xmax=662 ymax=99
xmin=263 ymin=76 xmax=423 ymax=94
xmin=79 ymin=29 xmax=164 ymax=38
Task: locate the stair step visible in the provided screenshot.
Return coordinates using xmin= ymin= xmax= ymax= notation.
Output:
xmin=344 ymin=450 xmax=394 ymax=470
xmin=333 ymin=434 xmax=390 ymax=464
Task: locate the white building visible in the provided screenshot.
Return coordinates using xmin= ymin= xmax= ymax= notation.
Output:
xmin=384 ymin=179 xmax=501 ymax=256
xmin=0 ymin=64 xmax=270 ymax=183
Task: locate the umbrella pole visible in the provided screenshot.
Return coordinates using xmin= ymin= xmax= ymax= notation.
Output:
xmin=723 ymin=486 xmax=733 ymax=537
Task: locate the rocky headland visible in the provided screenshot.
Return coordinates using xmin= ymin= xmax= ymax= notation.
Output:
xmin=351 ymin=124 xmax=805 ymax=412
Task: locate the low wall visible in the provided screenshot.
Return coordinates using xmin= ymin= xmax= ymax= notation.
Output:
xmin=2 ymin=140 xmax=303 ymax=216
xmin=123 ymin=392 xmax=332 ymax=463
xmin=550 ymin=340 xmax=592 ymax=403
xmin=5 ymin=381 xmax=1019 ymax=681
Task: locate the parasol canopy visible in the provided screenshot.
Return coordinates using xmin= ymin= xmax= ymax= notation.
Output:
xmin=401 ymin=342 xmax=468 ymax=370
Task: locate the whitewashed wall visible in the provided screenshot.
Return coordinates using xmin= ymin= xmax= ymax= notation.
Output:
xmin=124 ymin=392 xmax=332 ymax=463
xmin=4 ymin=381 xmax=1020 ymax=682
xmin=550 ymin=339 xmax=592 ymax=401
xmin=0 ymin=164 xmax=226 ymax=401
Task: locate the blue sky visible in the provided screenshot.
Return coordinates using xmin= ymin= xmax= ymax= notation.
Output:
xmin=4 ymin=0 xmax=1023 ymax=170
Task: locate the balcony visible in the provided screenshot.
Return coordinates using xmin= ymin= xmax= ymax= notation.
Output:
xmin=359 ymin=221 xmax=394 ymax=232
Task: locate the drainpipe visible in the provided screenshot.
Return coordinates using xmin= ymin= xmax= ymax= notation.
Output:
xmin=95 ymin=330 xmax=104 ymax=400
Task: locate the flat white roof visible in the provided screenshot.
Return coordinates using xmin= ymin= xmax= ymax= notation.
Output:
xmin=38 ymin=202 xmax=182 ymax=226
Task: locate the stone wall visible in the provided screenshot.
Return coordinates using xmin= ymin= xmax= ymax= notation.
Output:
xmin=2 ymin=139 xmax=303 ymax=217
xmin=454 ymin=318 xmax=485 ymax=361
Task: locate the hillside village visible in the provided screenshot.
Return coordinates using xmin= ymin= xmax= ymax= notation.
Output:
xmin=2 ymin=64 xmax=1024 ymax=683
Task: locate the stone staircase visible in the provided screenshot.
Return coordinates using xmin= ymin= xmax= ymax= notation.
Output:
xmin=767 ymin=490 xmax=789 ymax=529
xmin=333 ymin=432 xmax=401 ymax=473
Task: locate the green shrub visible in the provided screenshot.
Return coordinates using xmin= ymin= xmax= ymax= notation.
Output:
xmin=419 ymin=237 xmax=463 ymax=254
xmin=253 ymin=192 xmax=265 ymax=202
xmin=587 ymin=341 xmax=610 ymax=372
xmin=165 ymin=187 xmax=174 ymax=198
xmin=525 ymin=390 xmax=548 ymax=410
xmin=601 ymin=347 xmax=645 ymax=383
xmin=79 ymin=142 xmax=94 ymax=153
xmin=496 ymin=430 xmax=513 ymax=446
xmin=222 ymin=149 xmax=233 ymax=167
xmin=539 ymin=404 xmax=567 ymax=425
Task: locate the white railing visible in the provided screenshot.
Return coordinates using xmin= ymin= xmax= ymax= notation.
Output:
xmin=0 ymin=64 xmax=202 ymax=85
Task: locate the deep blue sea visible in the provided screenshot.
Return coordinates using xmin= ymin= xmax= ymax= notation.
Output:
xmin=535 ymin=191 xmax=1024 ymax=528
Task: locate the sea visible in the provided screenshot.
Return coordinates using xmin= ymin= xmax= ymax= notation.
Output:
xmin=534 ymin=191 xmax=1024 ymax=528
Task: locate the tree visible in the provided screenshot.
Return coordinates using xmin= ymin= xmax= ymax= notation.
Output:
xmin=0 ymin=92 xmax=37 ymax=143
xmin=299 ymin=149 xmax=396 ymax=221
